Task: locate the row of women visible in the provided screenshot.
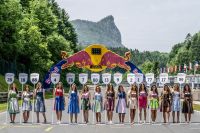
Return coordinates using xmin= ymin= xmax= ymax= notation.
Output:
xmin=8 ymin=82 xmax=193 ymax=124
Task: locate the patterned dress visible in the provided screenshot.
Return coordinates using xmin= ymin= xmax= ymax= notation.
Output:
xmin=128 ymin=91 xmax=137 ymax=109
xmin=22 ymin=91 xmax=32 ymax=111
xmin=68 ymin=91 xmax=80 ymax=114
xmin=81 ymin=92 xmax=91 ymax=110
xmin=182 ymin=92 xmax=193 ymax=113
xmin=54 ymin=88 xmax=65 ymax=111
xmin=139 ymin=91 xmax=148 ymax=109
xmin=34 ymin=89 xmax=46 ymax=112
xmin=171 ymin=91 xmax=180 ymax=112
xmin=8 ymin=90 xmax=19 ymax=114
xmin=160 ymin=92 xmax=172 ymax=112
xmin=105 ymin=91 xmax=115 ymax=111
xmin=150 ymin=92 xmax=159 ymax=110
xmin=116 ymin=92 xmax=126 ymax=113
xmin=93 ymin=92 xmax=103 ymax=113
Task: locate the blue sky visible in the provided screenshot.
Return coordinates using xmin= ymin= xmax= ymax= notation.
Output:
xmin=56 ymin=0 xmax=200 ymax=52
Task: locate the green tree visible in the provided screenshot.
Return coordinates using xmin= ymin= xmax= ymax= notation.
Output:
xmin=141 ymin=61 xmax=154 ymax=74
xmin=0 ymin=0 xmax=22 ymax=61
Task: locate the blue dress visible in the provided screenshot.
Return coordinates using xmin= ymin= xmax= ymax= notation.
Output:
xmin=34 ymin=89 xmax=46 ymax=112
xmin=171 ymin=91 xmax=180 ymax=112
xmin=116 ymin=92 xmax=126 ymax=113
xmin=54 ymin=88 xmax=65 ymax=111
xmin=68 ymin=91 xmax=80 ymax=114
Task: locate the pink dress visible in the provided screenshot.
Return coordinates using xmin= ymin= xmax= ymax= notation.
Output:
xmin=139 ymin=91 xmax=147 ymax=109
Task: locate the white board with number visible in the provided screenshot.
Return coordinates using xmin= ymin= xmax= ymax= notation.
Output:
xmin=113 ymin=73 xmax=122 ymax=85
xmin=5 ymin=73 xmax=15 ymax=85
xmin=127 ymin=73 xmax=135 ymax=85
xmin=145 ymin=73 xmax=154 ymax=85
xmin=51 ymin=73 xmax=60 ymax=84
xmin=79 ymin=73 xmax=88 ymax=84
xmin=135 ymin=73 xmax=144 ymax=84
xmin=102 ymin=73 xmax=111 ymax=85
xmin=159 ymin=73 xmax=168 ymax=84
xmin=177 ymin=73 xmax=186 ymax=84
xmin=19 ymin=73 xmax=28 ymax=84
xmin=91 ymin=73 xmax=100 ymax=85
xmin=30 ymin=73 xmax=39 ymax=84
xmin=66 ymin=73 xmax=75 ymax=85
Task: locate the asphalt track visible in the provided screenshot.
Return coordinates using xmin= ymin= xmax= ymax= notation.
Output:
xmin=0 ymin=86 xmax=200 ymax=133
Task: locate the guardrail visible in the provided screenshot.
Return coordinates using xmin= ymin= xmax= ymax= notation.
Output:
xmin=0 ymin=91 xmax=29 ymax=103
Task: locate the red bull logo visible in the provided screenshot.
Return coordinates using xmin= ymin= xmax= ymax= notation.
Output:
xmin=61 ymin=44 xmax=131 ymax=72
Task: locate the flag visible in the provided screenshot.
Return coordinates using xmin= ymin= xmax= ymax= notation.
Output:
xmin=160 ymin=68 xmax=163 ymax=73
xmin=169 ymin=66 xmax=174 ymax=73
xmin=179 ymin=65 xmax=182 ymax=72
xmin=174 ymin=65 xmax=177 ymax=72
xmin=167 ymin=67 xmax=170 ymax=73
xmin=189 ymin=62 xmax=192 ymax=70
xmin=125 ymin=61 xmax=143 ymax=74
xmin=163 ymin=67 xmax=166 ymax=73
xmin=195 ymin=61 xmax=199 ymax=71
xmin=43 ymin=59 xmax=67 ymax=89
xmin=184 ymin=64 xmax=187 ymax=73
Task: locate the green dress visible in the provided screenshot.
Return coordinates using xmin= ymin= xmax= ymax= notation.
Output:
xmin=81 ymin=92 xmax=91 ymax=110
xmin=150 ymin=92 xmax=159 ymax=110
xmin=8 ymin=90 xmax=20 ymax=114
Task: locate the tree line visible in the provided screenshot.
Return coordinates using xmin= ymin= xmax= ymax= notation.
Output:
xmin=0 ymin=0 xmax=77 ymax=78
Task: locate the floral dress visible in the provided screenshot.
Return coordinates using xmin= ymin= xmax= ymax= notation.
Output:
xmin=8 ymin=90 xmax=19 ymax=114
xmin=22 ymin=91 xmax=32 ymax=111
xmin=93 ymin=92 xmax=103 ymax=113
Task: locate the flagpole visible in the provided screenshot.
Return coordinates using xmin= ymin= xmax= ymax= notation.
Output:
xmin=32 ymin=84 xmax=35 ymax=124
xmin=20 ymin=84 xmax=24 ymax=124
xmin=6 ymin=85 xmax=10 ymax=124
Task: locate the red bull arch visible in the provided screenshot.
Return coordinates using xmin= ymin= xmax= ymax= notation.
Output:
xmin=43 ymin=44 xmax=142 ymax=88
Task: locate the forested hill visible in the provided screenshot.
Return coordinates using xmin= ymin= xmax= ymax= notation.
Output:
xmin=109 ymin=47 xmax=168 ymax=69
xmin=71 ymin=15 xmax=124 ymax=47
xmin=168 ymin=33 xmax=200 ymax=66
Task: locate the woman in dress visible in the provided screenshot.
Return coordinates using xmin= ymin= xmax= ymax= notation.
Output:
xmin=22 ymin=85 xmax=32 ymax=123
xmin=128 ymin=84 xmax=138 ymax=124
xmin=68 ymin=83 xmax=80 ymax=123
xmin=149 ymin=84 xmax=159 ymax=123
xmin=116 ymin=85 xmax=127 ymax=123
xmin=54 ymin=82 xmax=65 ymax=124
xmin=105 ymin=83 xmax=115 ymax=124
xmin=81 ymin=85 xmax=91 ymax=123
xmin=160 ymin=84 xmax=172 ymax=123
xmin=138 ymin=83 xmax=148 ymax=123
xmin=182 ymin=84 xmax=193 ymax=123
xmin=93 ymin=85 xmax=103 ymax=123
xmin=171 ymin=84 xmax=180 ymax=123
xmin=8 ymin=83 xmax=19 ymax=123
xmin=34 ymin=82 xmax=47 ymax=123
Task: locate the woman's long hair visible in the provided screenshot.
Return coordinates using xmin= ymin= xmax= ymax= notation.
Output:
xmin=151 ymin=84 xmax=158 ymax=95
xmin=139 ymin=83 xmax=147 ymax=93
xmin=163 ymin=84 xmax=171 ymax=94
xmin=106 ymin=83 xmax=115 ymax=95
xmin=183 ymin=84 xmax=191 ymax=93
xmin=10 ymin=83 xmax=18 ymax=94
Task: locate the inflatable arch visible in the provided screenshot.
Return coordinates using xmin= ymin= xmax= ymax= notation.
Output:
xmin=43 ymin=44 xmax=142 ymax=88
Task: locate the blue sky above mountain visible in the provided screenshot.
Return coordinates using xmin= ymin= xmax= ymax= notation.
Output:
xmin=56 ymin=0 xmax=200 ymax=52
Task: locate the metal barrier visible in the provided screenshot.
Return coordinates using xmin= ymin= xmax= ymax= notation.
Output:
xmin=0 ymin=91 xmax=30 ymax=103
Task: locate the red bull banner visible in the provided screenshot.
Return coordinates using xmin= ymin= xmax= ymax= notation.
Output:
xmin=43 ymin=44 xmax=142 ymax=88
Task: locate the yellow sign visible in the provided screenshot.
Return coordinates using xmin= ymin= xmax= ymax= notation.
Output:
xmin=84 ymin=44 xmax=109 ymax=72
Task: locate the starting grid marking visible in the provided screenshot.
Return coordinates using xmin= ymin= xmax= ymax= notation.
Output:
xmin=1 ymin=122 xmax=200 ymax=127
